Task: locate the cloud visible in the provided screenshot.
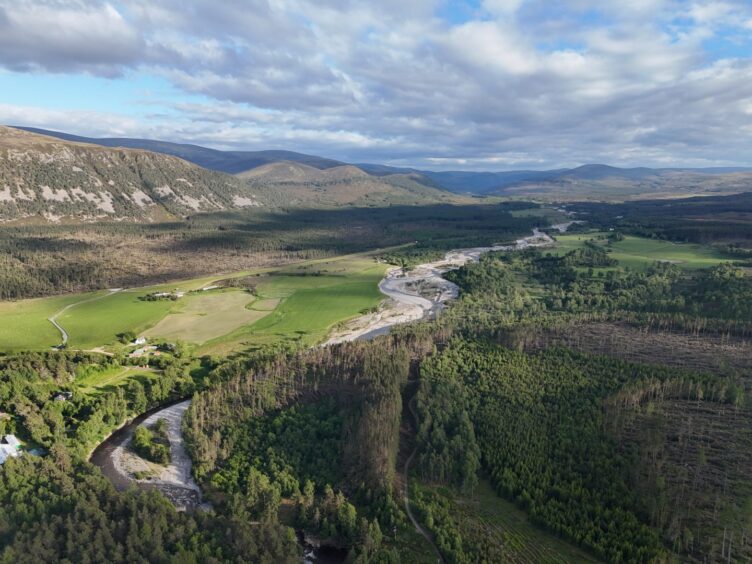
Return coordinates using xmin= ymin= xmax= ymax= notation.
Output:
xmin=1 ymin=0 xmax=752 ymax=169
xmin=0 ymin=1 xmax=144 ymax=76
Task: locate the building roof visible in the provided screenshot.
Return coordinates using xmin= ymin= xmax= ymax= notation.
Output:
xmin=4 ymin=435 xmax=21 ymax=448
xmin=0 ymin=444 xmax=19 ymax=464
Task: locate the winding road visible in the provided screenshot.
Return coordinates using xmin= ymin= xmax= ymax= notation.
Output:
xmin=48 ymin=288 xmax=122 ymax=347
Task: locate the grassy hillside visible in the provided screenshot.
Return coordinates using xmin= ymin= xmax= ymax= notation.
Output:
xmin=239 ymin=160 xmax=466 ymax=207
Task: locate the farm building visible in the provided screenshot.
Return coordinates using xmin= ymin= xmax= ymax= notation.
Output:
xmin=131 ymin=337 xmax=147 ymax=346
xmin=0 ymin=435 xmax=21 ymax=465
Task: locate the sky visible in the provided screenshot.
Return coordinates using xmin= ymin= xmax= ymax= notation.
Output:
xmin=1 ymin=1 xmax=752 ymax=171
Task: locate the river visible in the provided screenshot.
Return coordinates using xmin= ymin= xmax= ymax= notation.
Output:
xmin=90 ymin=400 xmax=205 ymax=510
xmin=325 ymin=228 xmax=555 ymax=344
xmin=91 ymin=227 xmax=559 ymax=559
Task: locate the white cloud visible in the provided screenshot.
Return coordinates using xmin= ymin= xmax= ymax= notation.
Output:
xmin=0 ymin=1 xmax=143 ymax=76
xmin=1 ymin=0 xmax=752 ymax=168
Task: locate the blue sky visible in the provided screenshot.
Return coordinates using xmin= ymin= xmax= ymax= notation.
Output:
xmin=1 ymin=0 xmax=752 ymax=170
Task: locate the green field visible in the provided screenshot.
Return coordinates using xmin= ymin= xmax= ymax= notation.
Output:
xmin=76 ymin=365 xmax=160 ymax=394
xmin=0 ymin=292 xmax=102 ymax=351
xmin=550 ymin=232 xmax=733 ymax=270
xmin=0 ymin=252 xmax=387 ymax=353
xmin=199 ymin=257 xmax=386 ymax=354
xmin=144 ymin=290 xmax=264 ymax=344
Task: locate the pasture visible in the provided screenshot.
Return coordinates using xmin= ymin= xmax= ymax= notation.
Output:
xmin=550 ymin=232 xmax=733 ymax=270
xmin=0 ymin=252 xmax=387 ymax=353
xmin=76 ymin=365 xmax=160 ymax=395
xmin=199 ymin=257 xmax=386 ymax=354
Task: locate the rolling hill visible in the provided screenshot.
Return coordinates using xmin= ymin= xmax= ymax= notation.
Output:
xmin=360 ymin=163 xmax=752 ymax=199
xmin=0 ymin=127 xmax=461 ymax=222
xmin=15 ymin=126 xmax=346 ymax=173
xmin=237 ymin=161 xmax=461 ymax=207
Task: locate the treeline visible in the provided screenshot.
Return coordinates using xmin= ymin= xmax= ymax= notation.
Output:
xmin=443 ymin=248 xmax=752 ymax=337
xmin=184 ymin=338 xmax=416 ymax=556
xmin=0 ymin=202 xmax=543 ymax=299
xmin=571 ymin=191 xmax=752 ymax=246
xmin=0 ymin=350 xmax=194 ymax=456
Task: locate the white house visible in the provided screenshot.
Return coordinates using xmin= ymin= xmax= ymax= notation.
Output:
xmin=131 ymin=337 xmax=147 ymax=346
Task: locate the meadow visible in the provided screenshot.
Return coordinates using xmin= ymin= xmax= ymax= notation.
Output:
xmin=75 ymin=364 xmax=160 ymax=395
xmin=197 ymin=257 xmax=386 ymax=354
xmin=0 ymin=252 xmax=387 ymax=353
xmin=549 ymin=232 xmax=734 ymax=270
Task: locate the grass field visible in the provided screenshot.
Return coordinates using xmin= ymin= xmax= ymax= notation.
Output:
xmin=0 ymin=292 xmax=104 ymax=351
xmin=0 ymin=251 xmax=388 ymax=353
xmin=198 ymin=257 xmax=387 ymax=354
xmin=144 ymin=290 xmax=264 ymax=344
xmin=550 ymin=232 xmax=733 ymax=270
xmin=76 ymin=365 xmax=160 ymax=394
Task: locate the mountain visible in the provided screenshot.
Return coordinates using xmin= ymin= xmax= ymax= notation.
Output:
xmin=14 ymin=127 xmax=346 ymax=173
xmin=237 ymin=161 xmax=462 ymax=207
xmin=499 ymin=165 xmax=752 ymax=201
xmin=0 ymin=126 xmax=264 ymax=222
xmin=14 ymin=127 xmax=752 ymax=201
xmin=361 ymin=162 xmax=752 ymax=198
xmin=0 ymin=127 xmax=461 ymax=222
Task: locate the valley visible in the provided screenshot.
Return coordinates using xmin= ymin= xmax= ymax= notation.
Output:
xmin=5 ymin=4 xmax=752 ymax=562
xmin=0 ymin=126 xmax=751 ymax=564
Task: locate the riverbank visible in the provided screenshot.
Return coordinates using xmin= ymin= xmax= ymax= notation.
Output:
xmin=90 ymin=400 xmax=206 ymax=511
xmin=325 ymin=228 xmax=554 ymax=345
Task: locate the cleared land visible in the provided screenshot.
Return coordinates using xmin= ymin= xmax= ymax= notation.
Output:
xmin=144 ymin=290 xmax=262 ymax=344
xmin=0 ymin=252 xmax=387 ymax=353
xmin=76 ymin=365 xmax=160 ymax=394
xmin=550 ymin=233 xmax=732 ymax=270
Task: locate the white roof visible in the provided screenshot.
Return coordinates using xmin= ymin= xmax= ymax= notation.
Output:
xmin=4 ymin=435 xmax=20 ymax=448
xmin=0 ymin=444 xmax=19 ymax=464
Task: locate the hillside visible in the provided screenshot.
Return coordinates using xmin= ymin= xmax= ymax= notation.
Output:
xmin=500 ymin=164 xmax=752 ymax=201
xmin=16 ymin=126 xmax=752 ymax=202
xmin=360 ymin=163 xmax=752 ymax=200
xmin=15 ymin=126 xmax=346 ymax=173
xmin=0 ymin=126 xmax=263 ymax=222
xmin=237 ymin=160 xmax=462 ymax=207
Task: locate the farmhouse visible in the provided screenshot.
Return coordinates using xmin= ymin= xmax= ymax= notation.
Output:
xmin=131 ymin=337 xmax=147 ymax=346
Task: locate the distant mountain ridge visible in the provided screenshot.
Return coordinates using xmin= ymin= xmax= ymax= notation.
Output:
xmin=11 ymin=126 xmax=752 ymax=201
xmin=15 ymin=127 xmax=346 ymax=174
xmin=0 ymin=127 xmax=460 ymax=221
